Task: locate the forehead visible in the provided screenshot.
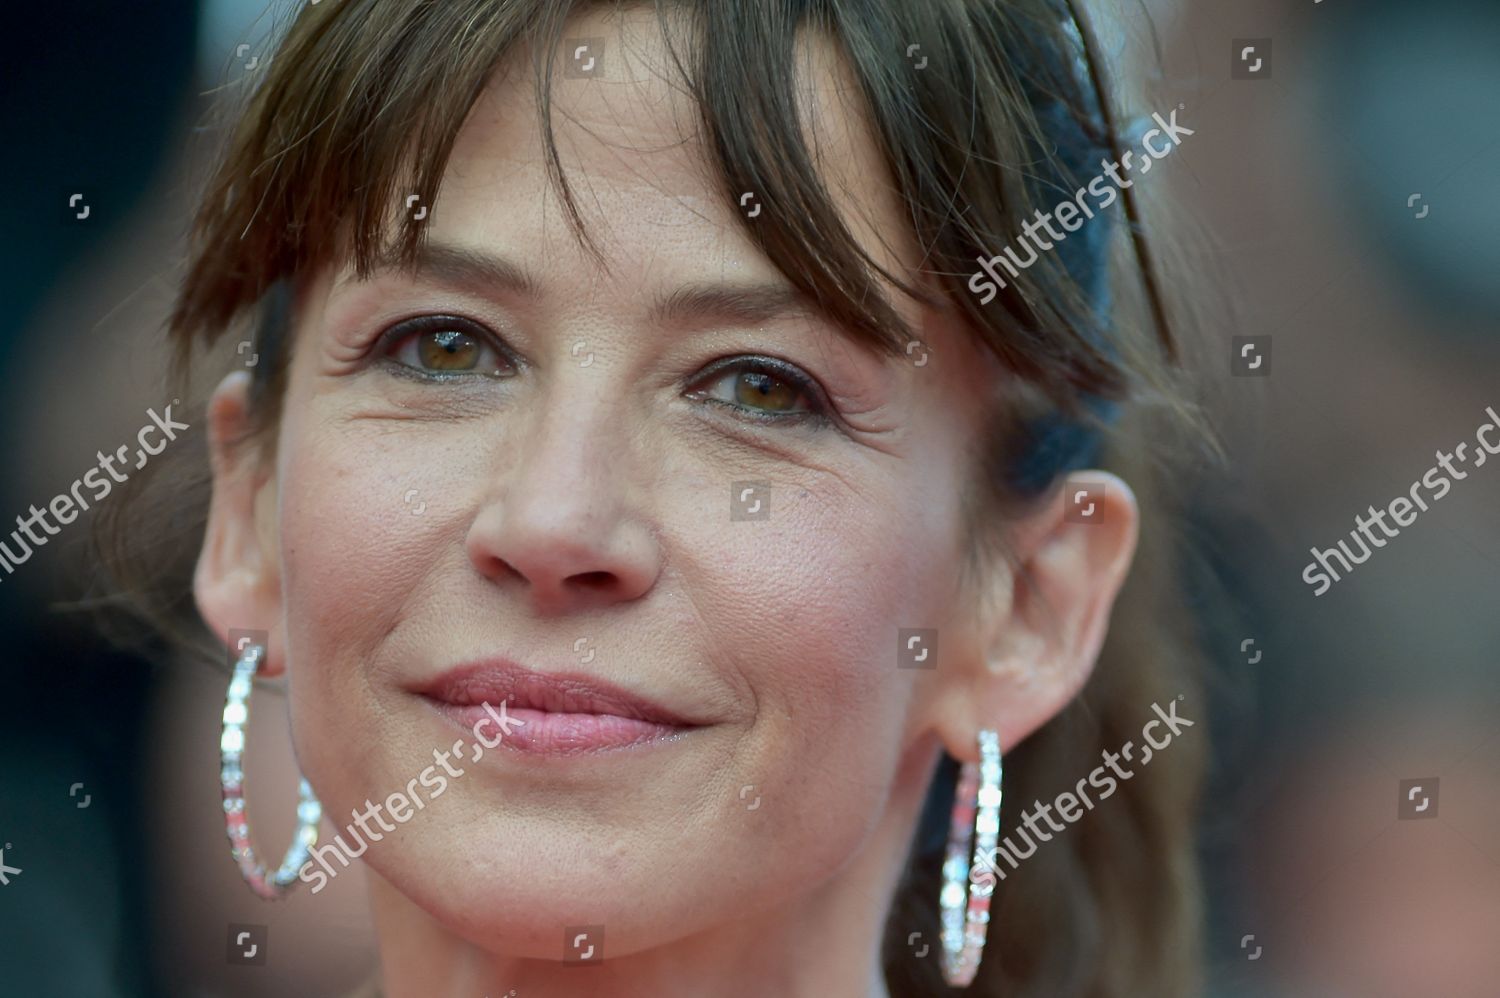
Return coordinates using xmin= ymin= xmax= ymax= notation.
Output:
xmin=306 ymin=4 xmax=1003 ymax=411
xmin=418 ymin=4 xmax=918 ymax=294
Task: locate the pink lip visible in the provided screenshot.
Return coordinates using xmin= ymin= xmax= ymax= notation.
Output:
xmin=412 ymin=660 xmax=703 ymax=755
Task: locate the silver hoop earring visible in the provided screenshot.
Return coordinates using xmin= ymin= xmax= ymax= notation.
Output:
xmin=221 ymin=642 xmax=322 ymax=899
xmin=939 ymin=729 xmax=1002 ymax=986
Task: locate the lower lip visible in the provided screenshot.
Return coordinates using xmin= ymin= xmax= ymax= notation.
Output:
xmin=429 ymin=701 xmax=693 ymax=755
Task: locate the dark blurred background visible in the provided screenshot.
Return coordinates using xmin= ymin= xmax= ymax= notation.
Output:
xmin=1 ymin=1 xmax=1496 ymax=995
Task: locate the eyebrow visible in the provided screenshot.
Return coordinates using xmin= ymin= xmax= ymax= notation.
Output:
xmin=650 ymin=281 xmax=819 ymax=329
xmin=364 ymin=239 xmax=891 ymax=341
xmin=365 ymin=241 xmax=544 ymax=300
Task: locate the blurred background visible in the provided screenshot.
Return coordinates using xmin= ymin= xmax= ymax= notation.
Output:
xmin=1 ymin=0 xmax=1495 ymax=995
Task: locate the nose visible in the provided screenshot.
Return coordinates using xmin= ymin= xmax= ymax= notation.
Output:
xmin=464 ymin=397 xmax=661 ymax=615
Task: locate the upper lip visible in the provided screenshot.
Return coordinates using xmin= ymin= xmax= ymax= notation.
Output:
xmin=413 ymin=659 xmax=702 ymax=727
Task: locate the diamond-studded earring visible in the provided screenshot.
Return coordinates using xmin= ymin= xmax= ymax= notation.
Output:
xmin=939 ymin=729 xmax=1002 ymax=986
xmin=221 ymin=642 xmax=322 ymax=899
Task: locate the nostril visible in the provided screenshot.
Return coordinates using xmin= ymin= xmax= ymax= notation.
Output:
xmin=571 ymin=570 xmax=616 ymax=590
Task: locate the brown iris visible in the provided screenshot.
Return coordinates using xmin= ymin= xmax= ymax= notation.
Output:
xmin=735 ymin=370 xmax=799 ymax=413
xmin=416 ymin=329 xmax=481 ymax=371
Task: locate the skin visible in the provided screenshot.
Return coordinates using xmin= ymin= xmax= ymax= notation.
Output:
xmin=194 ymin=9 xmax=1137 ymax=998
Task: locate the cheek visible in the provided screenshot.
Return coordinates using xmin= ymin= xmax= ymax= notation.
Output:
xmin=275 ymin=424 xmax=454 ymax=783
xmin=674 ymin=472 xmax=964 ymax=856
xmin=279 ymin=443 xmax=432 ymax=646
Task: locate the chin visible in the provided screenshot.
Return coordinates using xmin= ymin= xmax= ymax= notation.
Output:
xmin=367 ymin=828 xmax=706 ymax=958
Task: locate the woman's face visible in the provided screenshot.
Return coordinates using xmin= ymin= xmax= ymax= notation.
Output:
xmin=214 ymin=11 xmax=1046 ymax=959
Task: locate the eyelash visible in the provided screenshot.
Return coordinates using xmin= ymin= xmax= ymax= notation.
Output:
xmin=371 ymin=315 xmax=833 ymax=427
xmin=686 ymin=355 xmax=831 ymax=426
xmin=375 ymin=314 xmax=520 ymax=380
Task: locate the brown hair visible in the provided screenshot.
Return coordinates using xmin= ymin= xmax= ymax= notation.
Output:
xmin=95 ymin=1 xmax=1210 ymax=994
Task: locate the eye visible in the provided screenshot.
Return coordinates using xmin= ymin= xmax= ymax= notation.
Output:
xmin=379 ymin=315 xmax=517 ymax=378
xmin=687 ymin=356 xmax=829 ymax=424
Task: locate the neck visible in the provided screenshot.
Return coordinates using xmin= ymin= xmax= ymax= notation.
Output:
xmin=367 ymin=739 xmax=942 ymax=998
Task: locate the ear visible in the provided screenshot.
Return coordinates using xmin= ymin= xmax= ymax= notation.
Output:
xmin=930 ymin=472 xmax=1139 ymax=763
xmin=193 ymin=371 xmax=287 ymax=676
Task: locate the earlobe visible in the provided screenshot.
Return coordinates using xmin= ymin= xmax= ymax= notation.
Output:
xmin=932 ymin=472 xmax=1139 ymax=762
xmin=193 ymin=371 xmax=285 ymax=675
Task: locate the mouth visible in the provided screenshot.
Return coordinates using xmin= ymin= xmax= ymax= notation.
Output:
xmin=412 ymin=659 xmax=704 ymax=755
